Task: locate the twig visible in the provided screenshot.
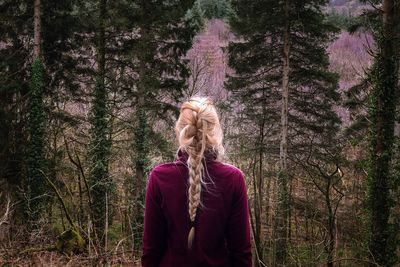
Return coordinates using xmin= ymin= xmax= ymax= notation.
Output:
xmin=0 ymin=194 xmax=11 ymax=227
xmin=113 ymin=238 xmax=126 ymax=255
xmin=105 ymin=192 xmax=108 ymax=252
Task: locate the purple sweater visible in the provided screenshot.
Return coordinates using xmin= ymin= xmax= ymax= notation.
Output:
xmin=141 ymin=149 xmax=252 ymax=267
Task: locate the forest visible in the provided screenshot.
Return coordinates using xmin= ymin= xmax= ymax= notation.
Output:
xmin=0 ymin=0 xmax=399 ymax=266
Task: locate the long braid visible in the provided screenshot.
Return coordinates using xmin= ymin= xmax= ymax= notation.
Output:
xmin=175 ymin=97 xmax=224 ymax=250
xmin=183 ymin=103 xmax=208 ymax=249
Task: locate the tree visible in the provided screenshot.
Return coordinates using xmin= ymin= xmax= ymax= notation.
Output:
xmin=225 ymin=86 xmax=279 ymax=267
xmin=88 ymin=0 xmax=114 ymax=248
xmin=185 ymin=0 xmax=205 ymax=30
xmin=127 ymin=0 xmax=198 ymax=251
xmin=26 ymin=0 xmax=46 ymax=228
xmin=343 ymin=0 xmax=400 ymax=264
xmin=294 ymin=136 xmax=346 ymax=267
xmin=197 ymin=0 xmax=233 ymax=19
xmin=90 ymin=0 xmax=200 ymax=251
xmin=276 ymin=0 xmax=291 ymax=263
xmin=0 ymin=0 xmax=90 ymax=231
xmin=130 ymin=105 xmax=150 ymax=250
xmin=227 ymin=0 xmax=340 ymax=265
xmin=186 ymin=48 xmax=213 ymax=97
xmin=366 ymin=0 xmax=399 ymax=265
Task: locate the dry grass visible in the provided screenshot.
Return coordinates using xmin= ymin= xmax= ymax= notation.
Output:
xmin=0 ymin=251 xmax=140 ymax=266
xmin=0 ymin=239 xmax=141 ymax=267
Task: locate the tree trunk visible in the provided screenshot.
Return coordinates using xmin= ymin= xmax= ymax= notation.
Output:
xmin=33 ymin=0 xmax=41 ymax=59
xmin=253 ymin=119 xmax=265 ymax=267
xmin=275 ymin=0 xmax=291 ymax=265
xmin=27 ymin=0 xmax=46 ymax=228
xmin=131 ymin=3 xmax=151 ymax=250
xmin=136 ymin=0 xmax=148 ymax=189
xmin=367 ymin=0 xmax=399 ymax=265
xmin=89 ymin=0 xmax=112 ymax=249
xmin=325 ymin=182 xmax=335 ymax=267
xmin=98 ymin=0 xmax=106 ymax=79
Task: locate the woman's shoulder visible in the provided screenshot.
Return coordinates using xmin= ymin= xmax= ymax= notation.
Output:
xmin=220 ymin=162 xmax=244 ymax=173
xmin=216 ymin=162 xmax=246 ymax=179
xmin=148 ymin=160 xmax=187 ymax=180
xmin=218 ymin=163 xmax=248 ymax=199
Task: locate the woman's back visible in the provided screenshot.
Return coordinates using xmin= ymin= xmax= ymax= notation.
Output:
xmin=142 ymin=96 xmax=252 ymax=266
xmin=141 ymin=150 xmax=252 ymax=267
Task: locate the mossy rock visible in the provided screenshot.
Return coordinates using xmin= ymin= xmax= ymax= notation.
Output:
xmin=55 ymin=229 xmax=86 ymax=255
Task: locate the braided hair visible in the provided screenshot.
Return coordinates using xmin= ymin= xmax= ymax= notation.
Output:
xmin=175 ymin=96 xmax=224 ymax=249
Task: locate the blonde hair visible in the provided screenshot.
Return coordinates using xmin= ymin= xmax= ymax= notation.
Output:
xmin=175 ymin=96 xmax=224 ymax=249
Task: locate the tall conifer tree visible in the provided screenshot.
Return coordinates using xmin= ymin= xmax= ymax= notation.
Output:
xmin=343 ymin=1 xmax=399 ymax=264
xmin=228 ymin=0 xmax=340 ymax=265
xmin=88 ymin=0 xmax=113 ymax=247
xmin=366 ymin=0 xmax=399 ymax=265
xmin=118 ymin=0 xmax=198 ymax=250
xmin=26 ymin=0 xmax=46 ymax=228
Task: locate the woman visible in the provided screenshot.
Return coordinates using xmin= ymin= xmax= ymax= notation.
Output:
xmin=141 ymin=96 xmax=252 ymax=267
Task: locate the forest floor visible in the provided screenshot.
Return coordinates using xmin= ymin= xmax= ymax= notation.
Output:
xmin=0 ymin=238 xmax=140 ymax=267
xmin=0 ymin=251 xmax=140 ymax=266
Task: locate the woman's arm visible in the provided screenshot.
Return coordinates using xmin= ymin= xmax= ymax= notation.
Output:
xmin=226 ymin=170 xmax=252 ymax=267
xmin=141 ymin=169 xmax=167 ymax=267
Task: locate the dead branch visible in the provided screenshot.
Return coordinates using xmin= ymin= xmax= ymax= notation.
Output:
xmin=0 ymin=194 xmax=11 ymax=227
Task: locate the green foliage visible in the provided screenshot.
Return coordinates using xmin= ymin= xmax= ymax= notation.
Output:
xmin=88 ymin=74 xmax=114 ymax=242
xmin=150 ymin=131 xmax=176 ymax=162
xmin=107 ymin=0 xmax=199 ymax=107
xmin=227 ymin=0 xmax=341 ymax=148
xmin=26 ymin=59 xmax=46 ymax=227
xmin=185 ymin=0 xmax=206 ymax=30
xmin=55 ymin=229 xmax=86 ymax=255
xmin=106 ymin=223 xmax=124 ymax=249
xmin=342 ymin=2 xmax=399 ymax=264
xmin=111 ymin=0 xmax=198 ymax=251
xmin=0 ymin=0 xmax=90 ymax=228
xmin=365 ymin=27 xmax=398 ymax=267
xmin=325 ymin=10 xmax=357 ymax=30
xmin=20 ymin=229 xmax=86 ymax=255
xmin=185 ymin=0 xmax=233 ymax=30
xmin=227 ymin=0 xmax=341 ymax=265
xmin=130 ymin=106 xmax=151 ymax=250
xmin=82 ymin=0 xmax=198 ymax=251
xmin=134 ymin=107 xmax=151 ymax=176
xmin=198 ymin=0 xmax=234 ymax=19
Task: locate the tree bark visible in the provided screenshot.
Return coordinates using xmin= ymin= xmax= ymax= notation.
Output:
xmin=89 ymin=0 xmax=111 ymax=249
xmin=131 ymin=0 xmax=151 ymax=250
xmin=98 ymin=0 xmax=106 ymax=80
xmin=136 ymin=0 xmax=148 ymax=188
xmin=253 ymin=116 xmax=265 ymax=267
xmin=325 ymin=181 xmax=334 ymax=267
xmin=367 ymin=0 xmax=399 ymax=265
xmin=275 ymin=0 xmax=291 ymax=265
xmin=33 ymin=0 xmax=41 ymax=59
xmin=27 ymin=0 xmax=45 ymax=227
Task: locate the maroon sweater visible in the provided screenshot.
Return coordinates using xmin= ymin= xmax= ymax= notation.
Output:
xmin=141 ymin=149 xmax=252 ymax=267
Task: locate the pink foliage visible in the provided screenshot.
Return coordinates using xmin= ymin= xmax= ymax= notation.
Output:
xmin=328 ymin=31 xmax=374 ymax=89
xmin=186 ymin=19 xmax=232 ymax=100
xmin=328 ymin=31 xmax=374 ymax=125
xmin=187 ymin=19 xmax=374 ymax=126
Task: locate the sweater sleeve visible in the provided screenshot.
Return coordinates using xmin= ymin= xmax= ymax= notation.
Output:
xmin=226 ymin=170 xmax=252 ymax=267
xmin=141 ymin=169 xmax=167 ymax=267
